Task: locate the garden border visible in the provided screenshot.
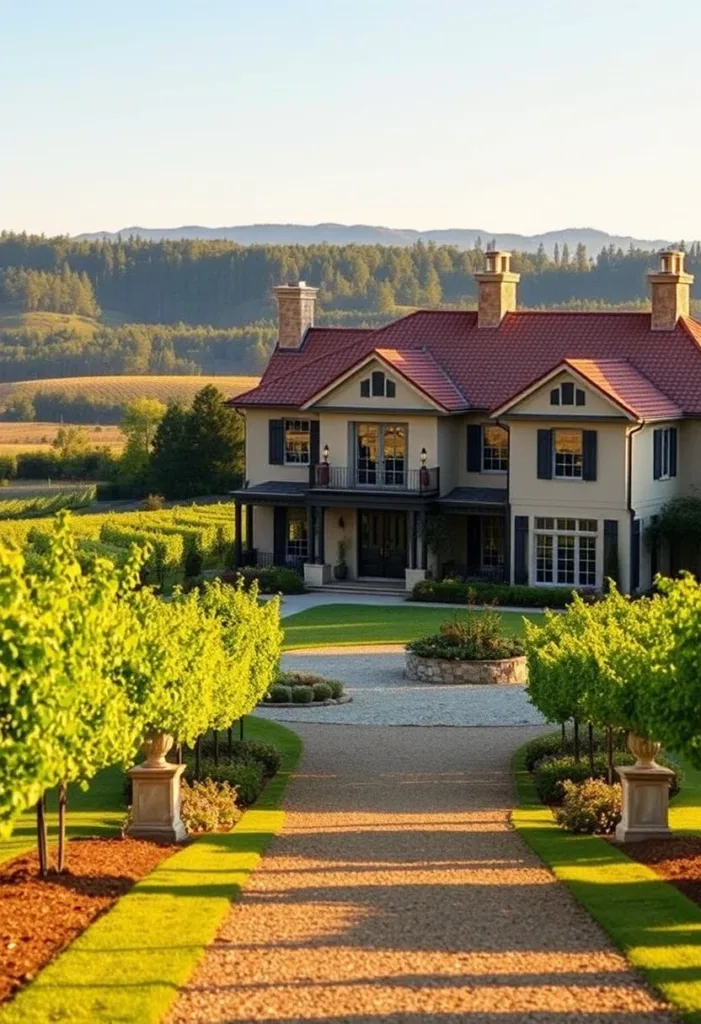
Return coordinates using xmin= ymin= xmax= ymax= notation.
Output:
xmin=0 ymin=718 xmax=302 ymax=1024
xmin=512 ymin=737 xmax=701 ymax=1024
xmin=261 ymin=695 xmax=353 ymax=708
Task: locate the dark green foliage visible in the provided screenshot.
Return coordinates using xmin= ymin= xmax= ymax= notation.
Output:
xmin=291 ymin=686 xmax=314 ymax=704
xmin=312 ymin=682 xmax=333 ymax=702
xmin=185 ymin=759 xmax=265 ymax=806
xmin=521 ymin=730 xmax=627 ymax=772
xmin=195 ymin=735 xmax=282 ymax=777
xmin=407 ymin=606 xmax=524 ymax=660
xmin=646 ymin=496 xmax=701 ymax=546
xmin=0 ymin=453 xmax=16 ymax=479
xmin=327 ymin=680 xmax=344 ymax=699
xmin=150 ymin=387 xmax=243 ymax=499
xmin=1 ymin=265 xmax=99 ymax=317
xmin=411 ymin=578 xmax=594 ymax=608
xmin=266 ymin=683 xmax=292 ymax=704
xmin=534 ymin=753 xmax=681 ymax=805
xmin=232 ymin=566 xmax=305 ymax=594
xmin=15 ymin=448 xmax=117 ymax=481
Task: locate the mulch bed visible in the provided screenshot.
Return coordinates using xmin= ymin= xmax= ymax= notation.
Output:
xmin=620 ymin=835 xmax=701 ymax=908
xmin=0 ymin=836 xmax=179 ymax=1006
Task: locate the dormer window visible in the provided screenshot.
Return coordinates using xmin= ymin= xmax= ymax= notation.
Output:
xmin=360 ymin=371 xmax=396 ymax=399
xmin=550 ymin=382 xmax=585 ymax=407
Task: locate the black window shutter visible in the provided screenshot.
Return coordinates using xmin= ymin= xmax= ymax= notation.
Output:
xmin=269 ymin=419 xmax=284 ymax=465
xmin=630 ymin=518 xmax=641 ymax=591
xmin=576 ymin=389 xmax=586 ymax=406
xmin=669 ymin=427 xmax=678 ymax=478
xmin=603 ymin=519 xmax=619 ymax=589
xmin=653 ymin=429 xmax=662 ymax=480
xmin=310 ymin=420 xmax=320 ymax=465
xmin=537 ymin=429 xmax=553 ymax=479
xmin=273 ymin=506 xmax=287 ymax=565
xmin=467 ymin=424 xmax=482 ymax=472
xmin=514 ymin=516 xmax=529 ymax=585
xmin=582 ymin=430 xmax=598 ymax=481
xmin=360 ymin=379 xmax=370 ymax=398
xmin=550 ymin=388 xmax=560 ymax=406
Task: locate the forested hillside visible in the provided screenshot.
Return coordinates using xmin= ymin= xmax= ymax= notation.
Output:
xmin=1 ymin=231 xmax=700 ymax=382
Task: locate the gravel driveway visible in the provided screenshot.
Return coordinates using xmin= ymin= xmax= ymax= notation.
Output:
xmin=254 ymin=645 xmax=545 ymax=727
xmin=169 ymin=723 xmax=676 ymax=1024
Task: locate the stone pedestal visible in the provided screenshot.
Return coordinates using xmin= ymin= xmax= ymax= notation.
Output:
xmin=615 ymin=764 xmax=674 ymax=843
xmin=127 ymin=762 xmax=187 ymax=843
xmin=304 ymin=562 xmax=331 ymax=587
xmin=405 ymin=568 xmax=427 ymax=592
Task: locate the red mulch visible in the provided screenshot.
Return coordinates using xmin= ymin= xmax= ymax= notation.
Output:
xmin=0 ymin=837 xmax=179 ymax=1006
xmin=620 ymin=835 xmax=701 ymax=908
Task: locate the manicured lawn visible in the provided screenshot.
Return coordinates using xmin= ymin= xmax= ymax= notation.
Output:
xmin=513 ymin=739 xmax=701 ymax=1024
xmin=0 ymin=717 xmax=301 ymax=1024
xmin=283 ymin=602 xmax=542 ymax=649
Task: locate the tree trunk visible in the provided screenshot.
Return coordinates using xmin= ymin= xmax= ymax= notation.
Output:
xmin=239 ymin=716 xmax=244 ymax=741
xmin=587 ymin=723 xmax=595 ymax=774
xmin=36 ymin=795 xmax=48 ymax=878
xmin=607 ymin=727 xmax=614 ymax=786
xmin=213 ymin=730 xmax=219 ymax=767
xmin=561 ymin=721 xmax=566 ymax=749
xmin=573 ymin=718 xmax=580 ymax=763
xmin=57 ymin=782 xmax=67 ymax=873
xmin=228 ymin=727 xmax=233 ymax=759
xmin=195 ymin=736 xmax=201 ymax=780
xmin=176 ymin=743 xmax=183 ymax=765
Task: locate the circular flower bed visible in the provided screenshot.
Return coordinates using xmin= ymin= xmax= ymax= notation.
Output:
xmin=405 ymin=608 xmax=527 ymax=685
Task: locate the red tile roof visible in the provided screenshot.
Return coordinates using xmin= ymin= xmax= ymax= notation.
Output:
xmin=234 ymin=311 xmax=701 ymax=417
xmin=374 ymin=348 xmax=468 ymax=411
xmin=564 ymin=359 xmax=683 ymax=421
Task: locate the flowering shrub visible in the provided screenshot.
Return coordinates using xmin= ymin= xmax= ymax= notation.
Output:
xmin=180 ymin=778 xmax=241 ymax=834
xmin=408 ymin=606 xmax=524 ymax=661
xmin=555 ymin=778 xmax=622 ymax=834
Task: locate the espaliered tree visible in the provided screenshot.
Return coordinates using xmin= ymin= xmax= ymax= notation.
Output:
xmin=0 ymin=513 xmax=148 ymax=872
xmin=0 ymin=514 xmax=284 ymax=876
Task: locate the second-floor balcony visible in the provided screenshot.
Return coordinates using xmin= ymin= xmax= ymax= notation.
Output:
xmin=309 ymin=463 xmax=440 ymax=494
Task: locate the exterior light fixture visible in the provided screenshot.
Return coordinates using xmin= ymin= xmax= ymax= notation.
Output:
xmin=420 ymin=447 xmax=427 ymax=465
xmin=323 ymin=444 xmax=330 ymax=462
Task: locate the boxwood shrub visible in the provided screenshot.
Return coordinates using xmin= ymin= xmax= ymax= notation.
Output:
xmin=534 ymin=753 xmax=682 ymax=805
xmin=185 ymin=759 xmax=265 ymax=806
xmin=411 ymin=579 xmax=597 ymax=609
xmin=312 ymin=682 xmax=333 ymax=702
xmin=226 ymin=566 xmax=305 ymax=594
xmin=291 ymin=685 xmax=314 ymax=704
xmin=267 ymin=683 xmax=292 ymax=703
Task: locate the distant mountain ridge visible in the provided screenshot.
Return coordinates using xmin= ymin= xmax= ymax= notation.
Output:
xmin=74 ymin=222 xmax=681 ymax=255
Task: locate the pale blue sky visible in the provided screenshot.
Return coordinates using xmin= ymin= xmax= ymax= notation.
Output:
xmin=2 ymin=0 xmax=700 ymax=238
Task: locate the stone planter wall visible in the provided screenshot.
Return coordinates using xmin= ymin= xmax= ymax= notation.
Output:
xmin=405 ymin=652 xmax=527 ymax=685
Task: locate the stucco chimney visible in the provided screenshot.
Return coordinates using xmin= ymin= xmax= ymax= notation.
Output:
xmin=648 ymin=251 xmax=693 ymax=331
xmin=274 ymin=281 xmax=318 ymax=349
xmin=474 ymin=250 xmax=520 ymax=328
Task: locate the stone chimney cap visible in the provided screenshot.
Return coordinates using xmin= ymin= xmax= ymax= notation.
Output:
xmin=277 ymin=280 xmax=317 ymax=290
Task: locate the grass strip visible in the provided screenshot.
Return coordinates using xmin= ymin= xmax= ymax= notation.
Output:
xmin=283 ymin=602 xmax=542 ymax=649
xmin=512 ymin=740 xmax=701 ymax=1024
xmin=0 ymin=717 xmax=302 ymax=1024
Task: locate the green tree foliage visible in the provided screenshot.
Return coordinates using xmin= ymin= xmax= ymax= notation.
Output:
xmin=1 ymin=265 xmax=100 ymax=317
xmin=151 ymin=386 xmax=243 ymax=498
xmin=118 ymin=397 xmax=167 ymax=484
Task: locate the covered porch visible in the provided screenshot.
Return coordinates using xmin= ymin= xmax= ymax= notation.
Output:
xmin=437 ymin=487 xmax=510 ymax=584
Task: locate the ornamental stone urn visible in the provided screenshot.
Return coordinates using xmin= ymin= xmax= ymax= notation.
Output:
xmin=127 ymin=730 xmax=187 ymax=843
xmin=615 ymin=731 xmax=673 ymax=843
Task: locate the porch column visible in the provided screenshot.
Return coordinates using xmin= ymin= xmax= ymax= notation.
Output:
xmin=419 ymin=511 xmax=427 ymax=570
xmin=306 ymin=505 xmax=316 ymax=563
xmin=407 ymin=511 xmax=416 ymax=570
xmin=245 ymin=505 xmax=253 ymax=559
xmin=317 ymin=507 xmax=325 ymax=565
xmin=234 ymin=501 xmax=243 ymax=568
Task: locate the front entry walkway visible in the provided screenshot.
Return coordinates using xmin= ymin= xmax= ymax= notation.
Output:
xmin=168 ymin=724 xmax=675 ymax=1024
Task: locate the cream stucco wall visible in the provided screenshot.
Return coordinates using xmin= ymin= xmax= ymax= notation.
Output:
xmin=455 ymin=414 xmax=510 ymax=490
xmin=313 ymin=360 xmax=439 ymax=412
xmin=252 ymin=505 xmax=274 ymax=556
xmin=325 ymin=507 xmax=357 ymax=577
xmin=511 ymin=371 xmax=629 ymax=419
xmin=244 ymin=408 xmax=319 ymax=487
xmin=317 ymin=410 xmax=438 ymax=475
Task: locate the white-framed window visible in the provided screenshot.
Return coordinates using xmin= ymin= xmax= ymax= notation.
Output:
xmin=482 ymin=425 xmax=509 ymax=473
xmin=550 ymin=382 xmax=586 ymax=407
xmin=534 ymin=517 xmax=597 ymax=587
xmin=287 ymin=508 xmax=308 ymax=559
xmin=284 ymin=419 xmax=310 ymax=464
xmin=360 ymin=371 xmax=396 ymax=399
xmin=554 ymin=429 xmax=583 ymax=479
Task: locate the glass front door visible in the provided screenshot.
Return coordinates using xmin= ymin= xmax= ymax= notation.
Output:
xmin=356 ymin=424 xmax=406 ymax=487
xmin=358 ymin=510 xmax=407 ymax=578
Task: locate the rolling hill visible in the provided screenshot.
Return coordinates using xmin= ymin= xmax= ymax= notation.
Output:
xmin=0 ymin=309 xmax=99 ymax=339
xmin=0 ymin=374 xmax=259 ymax=407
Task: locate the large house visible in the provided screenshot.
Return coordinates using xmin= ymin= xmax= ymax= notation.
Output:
xmin=232 ymin=250 xmax=701 ymax=593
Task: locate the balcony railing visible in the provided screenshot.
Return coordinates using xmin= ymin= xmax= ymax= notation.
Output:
xmin=309 ymin=464 xmax=440 ymax=494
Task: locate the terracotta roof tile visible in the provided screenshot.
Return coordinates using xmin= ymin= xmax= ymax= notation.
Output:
xmin=374 ymin=348 xmax=468 ymax=411
xmin=234 ymin=310 xmax=701 ymax=416
xmin=564 ymin=358 xmax=682 ymax=420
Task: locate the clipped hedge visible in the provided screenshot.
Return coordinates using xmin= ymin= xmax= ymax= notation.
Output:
xmin=411 ymin=578 xmax=597 ymax=608
xmin=229 ymin=565 xmax=305 ymax=595
xmin=534 ymin=753 xmax=682 ymax=805
xmin=100 ymin=522 xmax=184 ymax=585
